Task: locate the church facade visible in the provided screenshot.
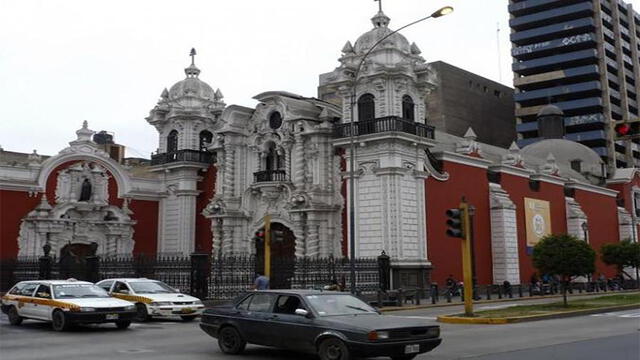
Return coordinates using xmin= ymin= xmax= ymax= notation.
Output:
xmin=1 ymin=10 xmax=638 ymax=287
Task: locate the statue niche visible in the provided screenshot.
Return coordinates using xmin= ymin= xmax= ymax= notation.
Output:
xmin=79 ymin=178 xmax=92 ymax=202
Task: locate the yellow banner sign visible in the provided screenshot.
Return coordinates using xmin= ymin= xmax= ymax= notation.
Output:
xmin=524 ymin=198 xmax=551 ymax=247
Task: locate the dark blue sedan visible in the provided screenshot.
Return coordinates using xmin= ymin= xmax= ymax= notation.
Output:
xmin=199 ymin=290 xmax=442 ymax=360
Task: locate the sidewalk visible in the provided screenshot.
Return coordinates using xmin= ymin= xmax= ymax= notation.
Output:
xmin=378 ymin=289 xmax=640 ymax=313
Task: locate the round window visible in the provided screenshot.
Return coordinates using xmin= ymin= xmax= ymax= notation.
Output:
xmin=269 ymin=112 xmax=283 ymax=129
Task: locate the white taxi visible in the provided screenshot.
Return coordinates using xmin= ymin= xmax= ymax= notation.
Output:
xmin=96 ymin=278 xmax=205 ymax=322
xmin=1 ymin=279 xmax=137 ymax=331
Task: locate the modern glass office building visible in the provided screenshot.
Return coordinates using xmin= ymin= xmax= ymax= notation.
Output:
xmin=510 ymin=0 xmax=639 ymax=169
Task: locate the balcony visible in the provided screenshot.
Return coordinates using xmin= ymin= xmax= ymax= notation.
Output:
xmin=512 ymin=49 xmax=597 ymax=76
xmin=333 ymin=116 xmax=435 ymax=139
xmin=254 ymin=169 xmax=287 ymax=183
xmin=509 ymin=2 xmax=593 ymax=31
xmin=150 ymin=149 xmax=213 ymax=166
xmin=510 ymin=18 xmax=594 ymax=45
xmin=512 ymin=32 xmax=595 ymax=60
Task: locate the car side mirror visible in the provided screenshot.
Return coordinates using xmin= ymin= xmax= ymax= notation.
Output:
xmin=294 ymin=308 xmax=310 ymax=318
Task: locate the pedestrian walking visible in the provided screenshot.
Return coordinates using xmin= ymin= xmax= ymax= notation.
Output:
xmin=253 ymin=271 xmax=269 ymax=290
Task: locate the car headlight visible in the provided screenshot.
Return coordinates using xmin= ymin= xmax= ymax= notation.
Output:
xmin=150 ymin=302 xmax=172 ymax=306
xmin=367 ymin=330 xmax=390 ymax=340
xmin=427 ymin=327 xmax=440 ymax=338
xmin=80 ymin=307 xmax=96 ymax=312
xmin=124 ymin=305 xmax=136 ymax=311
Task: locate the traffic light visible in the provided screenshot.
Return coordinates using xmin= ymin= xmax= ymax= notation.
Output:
xmin=254 ymin=229 xmax=265 ymax=243
xmin=446 ymin=208 xmax=464 ymax=238
xmin=271 ymin=230 xmax=285 ymax=243
xmin=615 ymin=123 xmax=630 ymax=137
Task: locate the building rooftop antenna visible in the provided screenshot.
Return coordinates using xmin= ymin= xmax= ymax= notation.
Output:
xmin=496 ymin=22 xmax=503 ymax=83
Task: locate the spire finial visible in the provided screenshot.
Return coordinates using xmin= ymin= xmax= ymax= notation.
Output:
xmin=375 ymin=0 xmax=382 ymax=12
xmin=185 ymin=48 xmax=201 ymax=78
xmin=190 ymin=48 xmax=196 ymax=66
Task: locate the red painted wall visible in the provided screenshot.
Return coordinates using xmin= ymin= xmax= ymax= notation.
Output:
xmin=574 ymin=190 xmax=620 ymax=278
xmin=0 ymin=190 xmax=41 ymax=258
xmin=129 ymin=199 xmax=159 ymax=255
xmin=500 ymin=174 xmax=567 ymax=284
xmin=195 ymin=165 xmax=217 ymax=254
xmin=426 ymin=161 xmax=492 ymax=285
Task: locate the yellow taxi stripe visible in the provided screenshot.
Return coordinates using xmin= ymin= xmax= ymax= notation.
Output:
xmin=110 ymin=293 xmax=153 ymax=304
xmin=2 ymin=295 xmax=80 ymax=311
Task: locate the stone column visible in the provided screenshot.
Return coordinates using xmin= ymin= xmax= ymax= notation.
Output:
xmin=566 ymin=197 xmax=587 ymax=240
xmin=618 ymin=207 xmax=633 ymax=241
xmin=306 ymin=218 xmax=320 ymax=258
xmin=489 ymin=183 xmax=520 ymax=285
xmin=292 ymin=212 xmax=306 ymax=258
xmin=211 ymin=219 xmax=222 ymax=257
xmin=222 ymin=223 xmax=233 ymax=255
xmin=293 ymin=131 xmax=306 ymax=189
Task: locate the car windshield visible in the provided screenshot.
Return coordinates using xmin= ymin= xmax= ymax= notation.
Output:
xmin=305 ymin=294 xmax=377 ymax=316
xmin=53 ymin=284 xmax=110 ymax=299
xmin=129 ymin=281 xmax=175 ymax=294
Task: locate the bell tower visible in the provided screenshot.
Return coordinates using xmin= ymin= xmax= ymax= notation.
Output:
xmin=320 ymin=8 xmax=444 ymax=287
xmin=146 ymin=49 xmax=225 ymax=254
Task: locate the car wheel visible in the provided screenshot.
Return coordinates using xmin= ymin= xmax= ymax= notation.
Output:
xmin=7 ymin=306 xmax=23 ymax=326
xmin=51 ymin=310 xmax=70 ymax=331
xmin=391 ymin=355 xmax=417 ymax=360
xmin=134 ymin=303 xmax=149 ymax=322
xmin=319 ymin=337 xmax=351 ymax=360
xmin=180 ymin=315 xmax=197 ymax=322
xmin=218 ymin=326 xmax=246 ymax=354
xmin=115 ymin=321 xmax=131 ymax=329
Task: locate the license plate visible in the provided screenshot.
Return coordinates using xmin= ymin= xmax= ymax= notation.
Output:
xmin=404 ymin=344 xmax=420 ymax=354
xmin=105 ymin=314 xmax=119 ymax=320
xmin=181 ymin=308 xmax=194 ymax=314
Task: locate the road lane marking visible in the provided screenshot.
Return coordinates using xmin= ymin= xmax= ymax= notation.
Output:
xmin=389 ymin=315 xmax=437 ymax=320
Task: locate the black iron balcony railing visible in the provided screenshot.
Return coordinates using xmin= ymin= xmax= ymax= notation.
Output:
xmin=151 ymin=149 xmax=213 ymax=166
xmin=333 ymin=116 xmax=435 ymax=139
xmin=254 ymin=169 xmax=287 ymax=183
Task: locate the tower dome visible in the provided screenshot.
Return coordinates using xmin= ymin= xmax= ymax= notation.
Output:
xmin=167 ymin=49 xmax=216 ymax=101
xmin=353 ymin=11 xmax=411 ymax=54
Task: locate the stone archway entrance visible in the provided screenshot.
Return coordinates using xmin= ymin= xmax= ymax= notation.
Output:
xmin=255 ymin=222 xmax=295 ymax=289
xmin=59 ymin=243 xmax=97 ymax=281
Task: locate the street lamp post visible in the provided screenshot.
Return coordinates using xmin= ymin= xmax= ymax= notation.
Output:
xmin=348 ymin=6 xmax=453 ymax=294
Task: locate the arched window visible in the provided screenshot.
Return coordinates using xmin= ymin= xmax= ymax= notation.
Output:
xmin=167 ymin=130 xmax=178 ymax=153
xmin=357 ymin=93 xmax=375 ymax=122
xmin=199 ymin=130 xmax=213 ymax=151
xmin=402 ymin=95 xmax=415 ymax=121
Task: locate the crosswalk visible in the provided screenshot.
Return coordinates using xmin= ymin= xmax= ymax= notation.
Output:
xmin=590 ymin=310 xmax=640 ymax=318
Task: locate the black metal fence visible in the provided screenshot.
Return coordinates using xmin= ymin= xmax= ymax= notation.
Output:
xmin=0 ymin=254 xmax=380 ymax=301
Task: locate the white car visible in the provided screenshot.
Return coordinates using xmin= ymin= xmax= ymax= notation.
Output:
xmin=96 ymin=278 xmax=205 ymax=321
xmin=1 ymin=279 xmax=136 ymax=331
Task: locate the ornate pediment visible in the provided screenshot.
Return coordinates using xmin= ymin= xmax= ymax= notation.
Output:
xmin=55 ymin=162 xmax=109 ymax=205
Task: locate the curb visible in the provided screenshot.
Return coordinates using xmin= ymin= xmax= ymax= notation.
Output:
xmin=378 ymin=290 xmax=640 ymax=313
xmin=436 ymin=303 xmax=640 ymax=325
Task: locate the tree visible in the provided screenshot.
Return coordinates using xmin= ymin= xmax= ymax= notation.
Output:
xmin=532 ymin=234 xmax=596 ymax=306
xmin=601 ymin=240 xmax=640 ymax=287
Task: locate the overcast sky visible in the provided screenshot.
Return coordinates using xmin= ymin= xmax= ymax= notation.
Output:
xmin=1 ymin=0 xmax=638 ymax=157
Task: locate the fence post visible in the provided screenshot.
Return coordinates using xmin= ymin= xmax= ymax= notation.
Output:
xmin=431 ymin=282 xmax=438 ymax=304
xmin=190 ymin=253 xmax=210 ymax=299
xmin=39 ymin=243 xmax=53 ymax=280
xmin=85 ymin=255 xmax=100 ymax=283
xmin=377 ymin=251 xmax=390 ymax=293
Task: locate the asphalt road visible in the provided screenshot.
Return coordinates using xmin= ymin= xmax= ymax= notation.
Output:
xmin=0 ymin=304 xmax=638 ymax=360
